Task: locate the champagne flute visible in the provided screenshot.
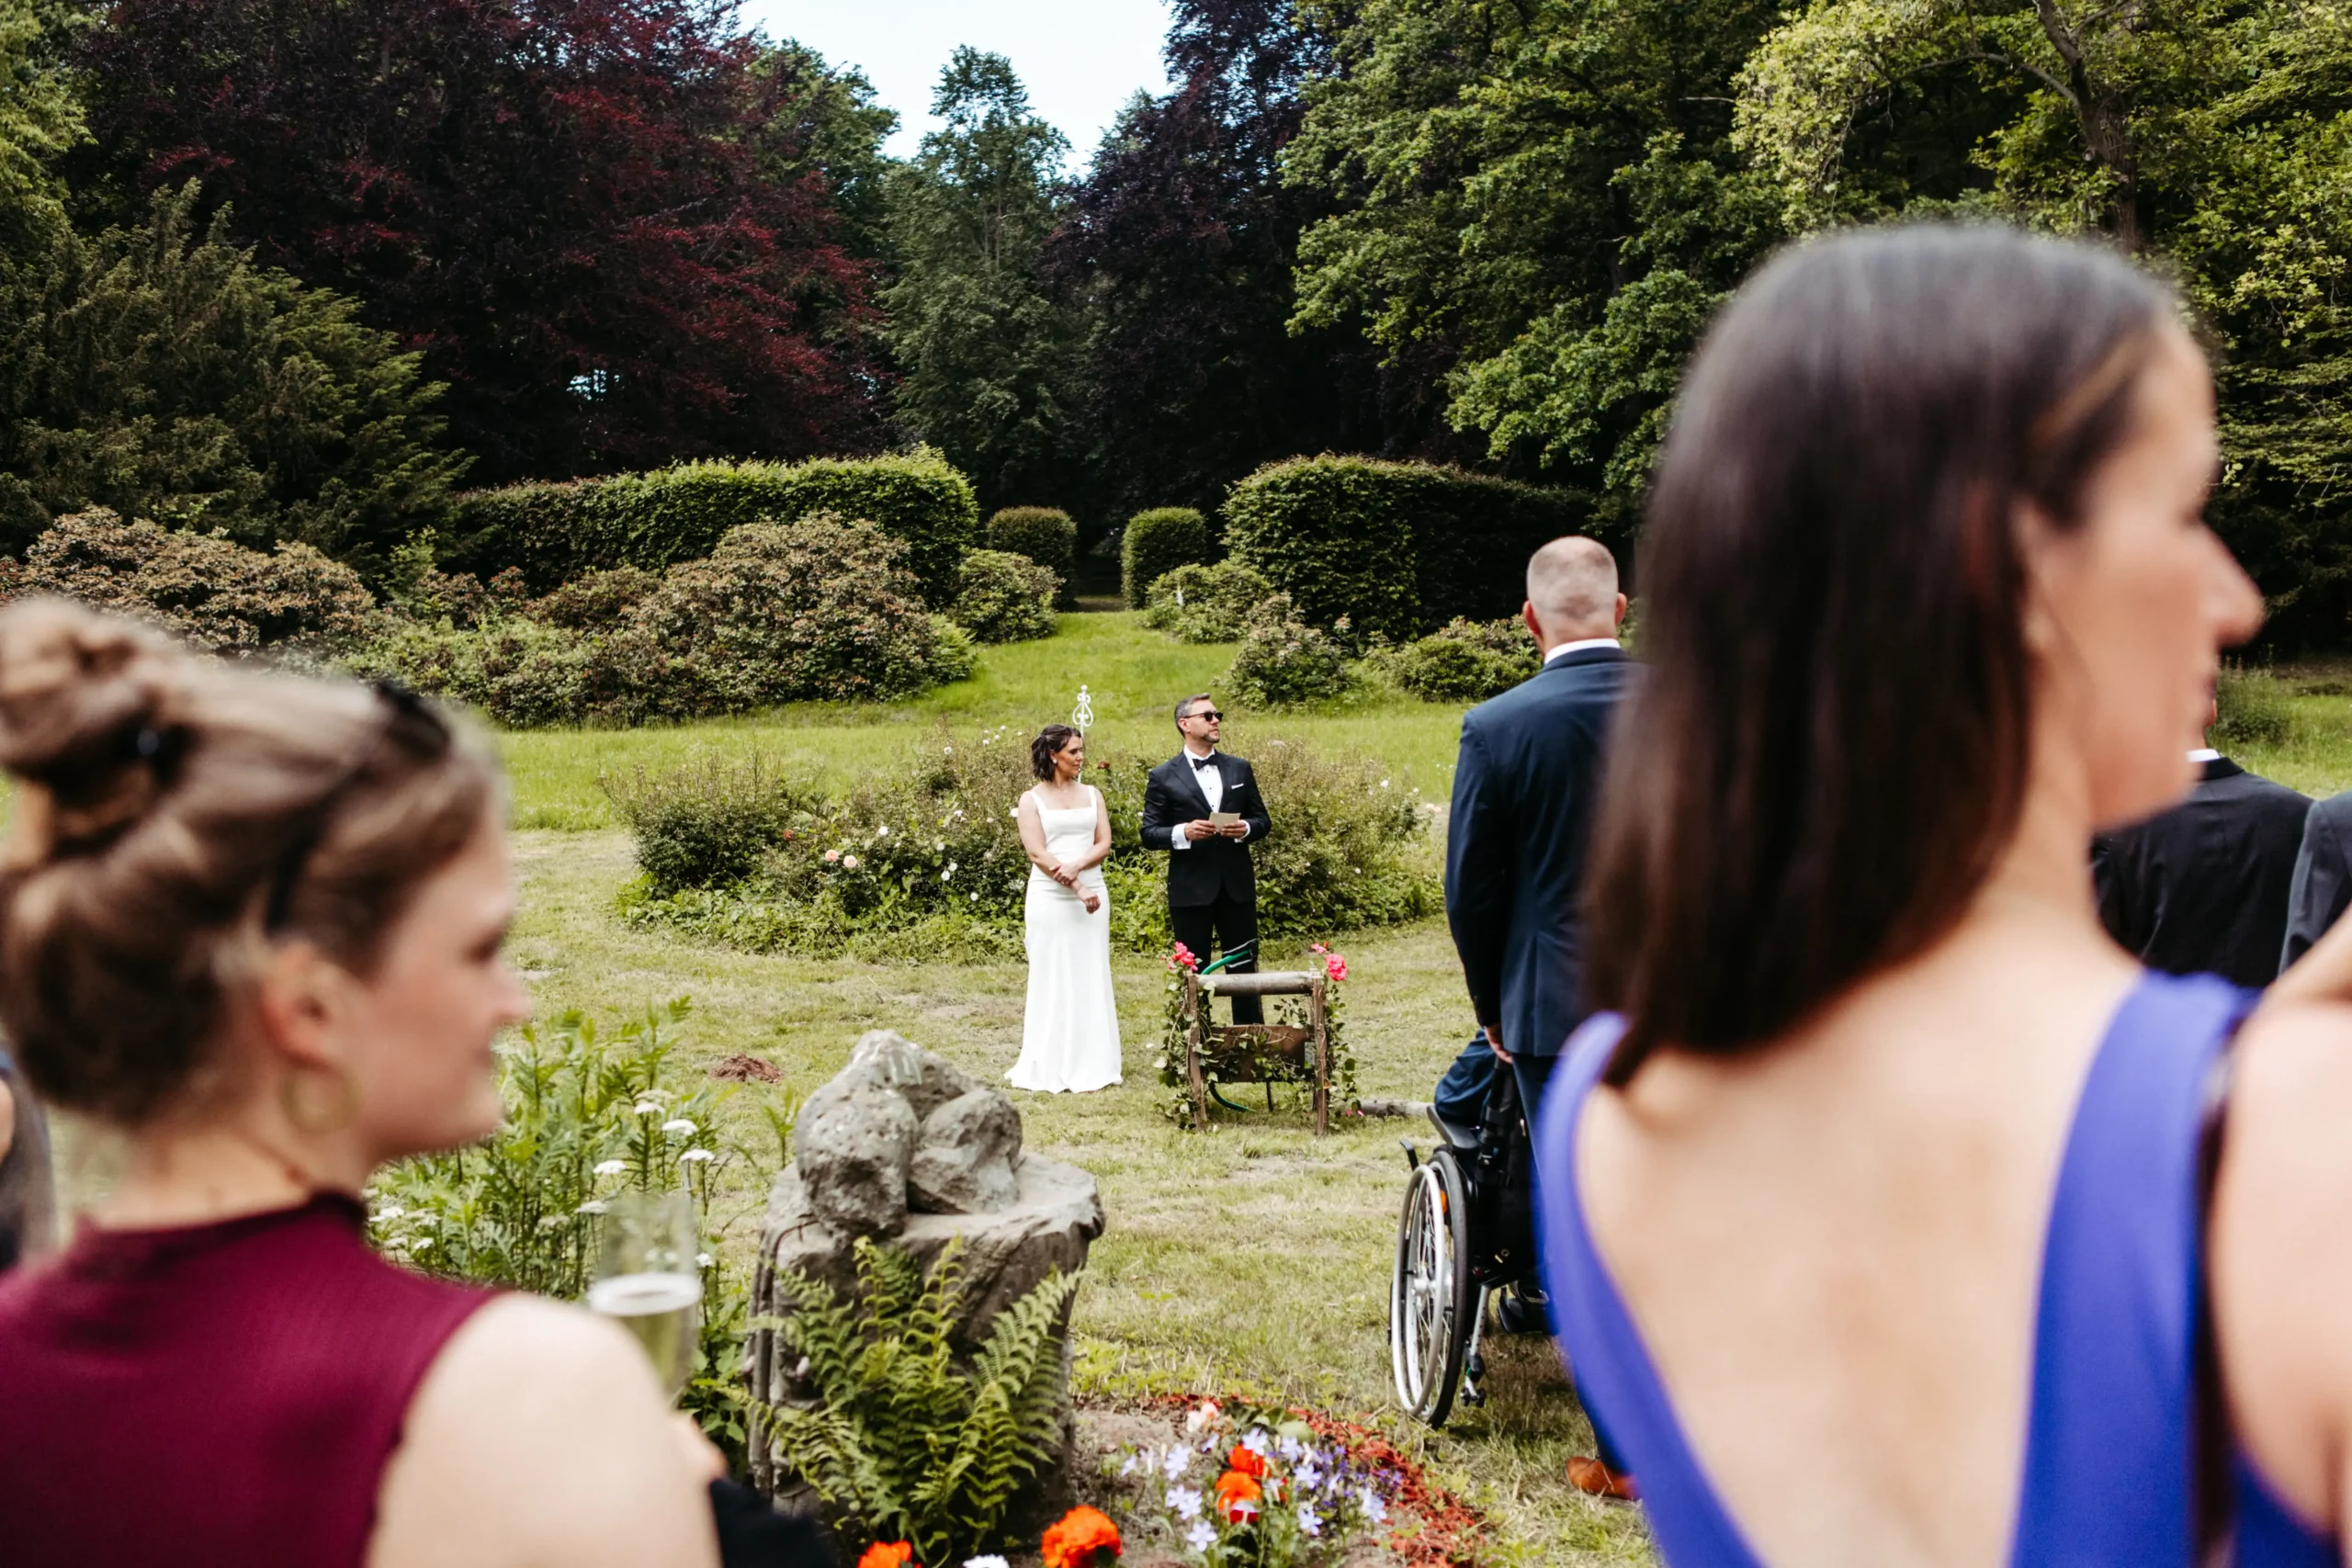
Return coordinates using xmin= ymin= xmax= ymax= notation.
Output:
xmin=587 ymin=1189 xmax=701 ymax=1401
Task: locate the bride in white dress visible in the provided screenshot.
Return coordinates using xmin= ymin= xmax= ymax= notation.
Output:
xmin=1006 ymin=723 xmax=1123 ymax=1093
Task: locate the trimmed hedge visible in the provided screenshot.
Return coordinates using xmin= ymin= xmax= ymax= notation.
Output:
xmin=986 ymin=506 xmax=1077 ymax=604
xmin=1222 ymin=457 xmax=1592 ymax=643
xmin=1121 ymin=507 xmax=1213 ymax=606
xmin=447 ymin=448 xmax=979 ymax=606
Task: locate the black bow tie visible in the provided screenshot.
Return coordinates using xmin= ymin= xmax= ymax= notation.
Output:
xmin=1191 ymin=754 xmax=1217 ymax=771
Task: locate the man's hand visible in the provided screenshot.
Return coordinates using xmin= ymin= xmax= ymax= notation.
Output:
xmin=1185 ymin=819 xmax=1216 ymax=841
xmin=1485 ymin=1027 xmax=1511 ymax=1064
xmin=1219 ymin=821 xmax=1249 ymax=839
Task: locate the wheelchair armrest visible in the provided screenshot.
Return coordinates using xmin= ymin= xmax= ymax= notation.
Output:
xmin=1426 ymin=1107 xmax=1481 ymax=1152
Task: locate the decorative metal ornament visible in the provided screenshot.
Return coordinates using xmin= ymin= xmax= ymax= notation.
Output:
xmin=1070 ymin=684 xmax=1093 ymax=734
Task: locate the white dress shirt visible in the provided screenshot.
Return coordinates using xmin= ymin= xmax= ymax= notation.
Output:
xmin=1171 ymin=750 xmax=1248 ymax=847
xmin=1544 ymin=636 xmax=1622 ymax=664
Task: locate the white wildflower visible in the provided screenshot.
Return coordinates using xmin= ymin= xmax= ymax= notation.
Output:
xmin=662 ymin=1118 xmax=697 ymax=1135
xmin=1239 ymin=1427 xmax=1272 ymax=1458
xmin=1161 ymin=1447 xmax=1191 ymax=1481
xmin=1298 ymin=1503 xmax=1322 ymax=1538
xmin=876 ymin=824 xmax=889 ymax=837
xmin=576 ymin=1200 xmax=608 ymax=1214
xmin=594 ymin=1159 xmax=627 ymax=1177
xmin=679 ymin=1147 xmax=716 ymax=1163
xmin=631 ymin=1100 xmax=663 ymax=1116
xmin=1361 ymin=1488 xmax=1387 ymax=1525
xmin=1276 ymin=1435 xmax=1305 ymax=1461
xmin=963 ymin=1557 xmax=1008 ymax=1568
xmin=410 ymin=1236 xmax=434 ymax=1254
xmin=968 ymin=891 xmax=979 ymax=901
xmin=1121 ymin=1454 xmax=1141 ymax=1478
xmin=1169 ymin=1484 xmax=1204 ymax=1521
xmin=1185 ymin=1522 xmax=1216 ymax=1552
xmin=695 ymin=1252 xmax=714 ymax=1268
xmin=371 ymin=1205 xmax=405 ymax=1223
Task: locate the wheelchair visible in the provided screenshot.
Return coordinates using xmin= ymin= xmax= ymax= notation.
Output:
xmin=1387 ymin=1057 xmax=1539 ymax=1427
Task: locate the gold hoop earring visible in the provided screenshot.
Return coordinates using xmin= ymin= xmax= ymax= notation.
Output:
xmin=281 ymin=1064 xmax=360 ymax=1135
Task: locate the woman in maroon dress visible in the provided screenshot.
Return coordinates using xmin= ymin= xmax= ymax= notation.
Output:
xmin=0 ymin=599 xmax=720 ymax=1568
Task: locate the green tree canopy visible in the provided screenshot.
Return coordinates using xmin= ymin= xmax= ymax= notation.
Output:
xmin=1283 ymin=0 xmax=1785 ymax=522
xmin=882 ymin=48 xmax=1091 ymax=517
xmin=1736 ymin=0 xmax=2352 ymax=640
xmin=0 ymin=183 xmax=467 ymax=566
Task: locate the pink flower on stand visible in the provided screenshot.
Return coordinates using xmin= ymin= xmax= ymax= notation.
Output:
xmin=1168 ymin=942 xmax=1200 ymax=973
xmin=1324 ymin=953 xmax=1348 ymax=983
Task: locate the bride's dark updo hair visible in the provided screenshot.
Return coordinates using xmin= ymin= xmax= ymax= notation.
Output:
xmin=0 ymin=598 xmax=499 ymax=1124
xmin=1031 ymin=724 xmax=1080 ymax=781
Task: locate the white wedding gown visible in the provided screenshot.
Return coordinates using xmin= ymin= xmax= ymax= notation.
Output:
xmin=1007 ymin=791 xmax=1123 ymax=1093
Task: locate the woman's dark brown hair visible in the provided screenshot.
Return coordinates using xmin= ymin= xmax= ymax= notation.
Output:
xmin=1584 ymin=225 xmax=2178 ymax=1082
xmin=0 ymin=598 xmax=500 ymax=1123
xmin=1031 ymin=724 xmax=1081 ymax=782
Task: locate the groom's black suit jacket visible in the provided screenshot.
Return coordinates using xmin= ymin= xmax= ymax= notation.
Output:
xmin=1139 ymin=751 xmax=1272 ymax=908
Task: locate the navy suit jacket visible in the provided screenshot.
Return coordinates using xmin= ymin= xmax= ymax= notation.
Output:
xmin=2281 ymin=789 xmax=2352 ymax=972
xmin=1445 ymin=645 xmax=1635 ymax=1060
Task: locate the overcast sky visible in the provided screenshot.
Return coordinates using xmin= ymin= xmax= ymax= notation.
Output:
xmin=738 ymin=1 xmax=1178 ymax=164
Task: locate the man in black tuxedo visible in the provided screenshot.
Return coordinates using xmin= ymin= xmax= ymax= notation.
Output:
xmin=2091 ymin=721 xmax=2307 ymax=988
xmin=1141 ymin=695 xmax=1273 ymax=1023
xmin=2282 ymin=791 xmax=2352 ymax=970
xmin=1444 ymin=536 xmax=1635 ymax=1127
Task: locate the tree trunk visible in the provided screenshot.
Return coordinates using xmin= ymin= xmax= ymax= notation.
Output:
xmin=2032 ymin=0 xmax=2146 ymax=252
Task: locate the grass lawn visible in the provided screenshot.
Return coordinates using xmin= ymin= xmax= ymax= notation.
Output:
xmin=495 ymin=611 xmax=1655 ymax=1564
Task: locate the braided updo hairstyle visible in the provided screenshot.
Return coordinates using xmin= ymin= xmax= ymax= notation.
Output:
xmin=0 ymin=598 xmax=499 ymax=1125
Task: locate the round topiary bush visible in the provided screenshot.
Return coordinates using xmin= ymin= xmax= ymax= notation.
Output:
xmin=986 ymin=507 xmax=1077 ymax=603
xmin=948 ymin=548 xmax=1058 ymax=644
xmin=1121 ymin=507 xmax=1213 ymax=607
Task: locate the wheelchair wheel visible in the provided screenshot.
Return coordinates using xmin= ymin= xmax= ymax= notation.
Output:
xmin=1390 ymin=1151 xmax=1474 ymax=1427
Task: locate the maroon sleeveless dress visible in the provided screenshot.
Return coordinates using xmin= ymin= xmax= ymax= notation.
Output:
xmin=0 ymin=1192 xmax=492 ymax=1568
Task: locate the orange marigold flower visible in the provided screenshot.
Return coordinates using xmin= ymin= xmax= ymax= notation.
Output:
xmin=856 ymin=1543 xmax=913 ymax=1568
xmin=1214 ymin=1471 xmax=1263 ymax=1524
xmin=1225 ymin=1443 xmax=1270 ymax=1480
xmin=1042 ymin=1506 xmax=1123 ymax=1568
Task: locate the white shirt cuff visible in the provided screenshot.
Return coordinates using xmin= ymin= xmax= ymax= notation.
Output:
xmin=1170 ymin=831 xmax=1190 ymax=849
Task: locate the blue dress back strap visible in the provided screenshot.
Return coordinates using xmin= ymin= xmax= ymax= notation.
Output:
xmin=1535 ymin=971 xmax=2334 ymax=1568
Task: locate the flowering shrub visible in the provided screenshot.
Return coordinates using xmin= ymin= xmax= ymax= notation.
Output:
xmin=354 ymin=515 xmax=973 ymax=726
xmin=1113 ymin=1404 xmax=1391 ymax=1568
xmin=0 ymin=508 xmax=379 ymax=655
xmin=1142 ymin=560 xmax=1272 ymax=645
xmin=368 ymin=999 xmax=794 ymax=1467
xmin=1363 ymin=616 xmax=1537 ymax=703
xmin=947 ymin=547 xmax=1058 ymax=644
xmin=1225 ymin=595 xmax=1353 ymax=709
xmin=618 ymin=732 xmax=1436 ymax=959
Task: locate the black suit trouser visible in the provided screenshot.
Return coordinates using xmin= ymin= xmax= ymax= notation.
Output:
xmin=1170 ymin=891 xmax=1262 ymax=1025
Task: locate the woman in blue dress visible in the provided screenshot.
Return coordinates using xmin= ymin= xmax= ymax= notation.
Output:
xmin=1537 ymin=225 xmax=2352 ymax=1566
